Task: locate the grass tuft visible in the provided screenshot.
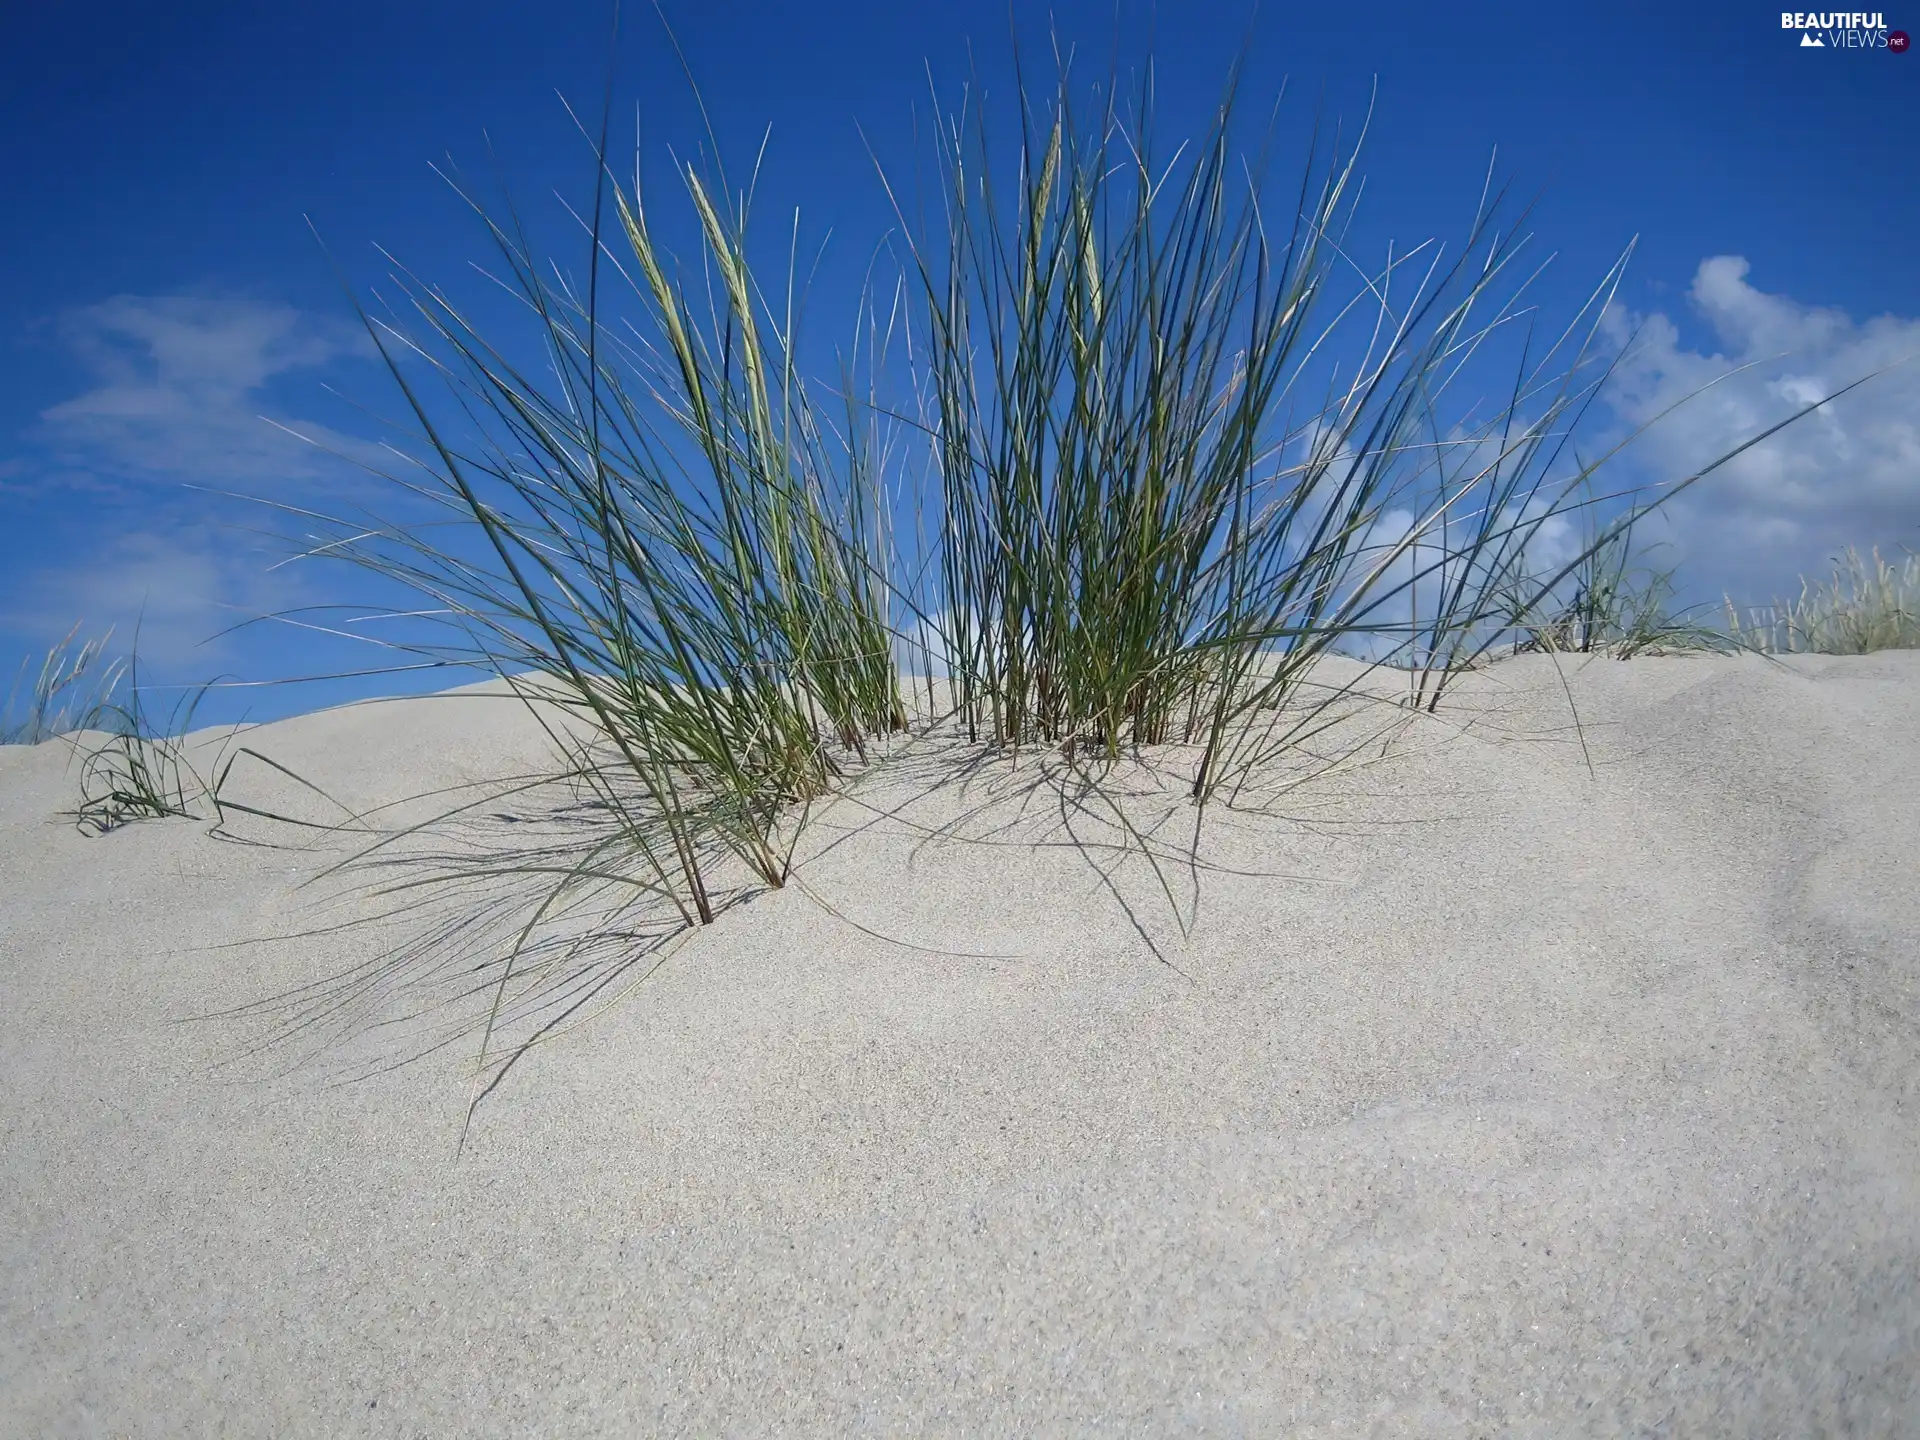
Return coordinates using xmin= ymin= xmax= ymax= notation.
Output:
xmin=1728 ymin=546 xmax=1920 ymax=655
xmin=71 ymin=646 xmax=230 ymax=835
xmin=272 ymin=96 xmax=906 ymax=956
xmin=878 ymin=64 xmax=1791 ymax=801
xmin=2 ymin=624 xmax=125 ymax=746
xmin=1502 ymin=510 xmax=1731 ymax=659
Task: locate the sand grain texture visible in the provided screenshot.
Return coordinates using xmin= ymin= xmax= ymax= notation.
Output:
xmin=3 ymin=655 xmax=1917 ymax=1436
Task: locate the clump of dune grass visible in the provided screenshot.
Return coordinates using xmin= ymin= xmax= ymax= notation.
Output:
xmin=4 ymin=623 xmax=246 ymax=834
xmin=236 ymin=53 xmax=1864 ymax=1105
xmin=879 ymin=64 xmax=1829 ymax=802
xmin=1 ymin=622 xmax=250 ymax=832
xmin=2 ymin=624 xmax=125 ymax=746
xmin=1727 ymin=546 xmax=1920 ymax=655
xmin=71 ymin=644 xmax=231 ymax=835
xmin=59 ymin=628 xmax=308 ymax=837
xmin=276 ymin=94 xmax=904 ymax=944
xmin=1500 ymin=509 xmax=1731 ymax=659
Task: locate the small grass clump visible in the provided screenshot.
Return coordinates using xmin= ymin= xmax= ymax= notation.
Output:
xmin=2 ymin=624 xmax=124 ymax=746
xmin=1501 ymin=510 xmax=1731 ymax=659
xmin=71 ymin=647 xmax=233 ymax=835
xmin=1728 ymin=546 xmax=1920 ymax=655
xmin=4 ymin=623 xmax=240 ymax=832
xmin=2 ymin=626 xmax=285 ymax=837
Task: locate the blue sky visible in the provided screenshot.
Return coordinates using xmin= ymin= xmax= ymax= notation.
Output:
xmin=2 ymin=0 xmax=1915 ymax=723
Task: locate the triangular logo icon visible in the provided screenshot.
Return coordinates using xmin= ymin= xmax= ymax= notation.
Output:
xmin=1800 ymin=31 xmax=1825 ymax=45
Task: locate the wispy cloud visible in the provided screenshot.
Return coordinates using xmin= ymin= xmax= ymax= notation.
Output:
xmin=1 ymin=294 xmax=385 ymax=682
xmin=1603 ymin=257 xmax=1920 ymax=601
xmin=31 ymin=293 xmax=381 ymax=490
xmin=0 ymin=522 xmax=309 ymax=673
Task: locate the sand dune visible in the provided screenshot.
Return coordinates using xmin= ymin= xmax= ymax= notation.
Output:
xmin=3 ymin=652 xmax=1916 ymax=1435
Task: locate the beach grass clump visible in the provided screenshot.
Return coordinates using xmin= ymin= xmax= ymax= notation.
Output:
xmin=289 ymin=108 xmax=903 ymax=927
xmin=260 ymin=51 xmax=1865 ymax=1053
xmin=882 ymin=65 xmax=1772 ymax=802
xmin=71 ymin=649 xmax=235 ymax=835
xmin=1501 ymin=510 xmax=1730 ymax=658
xmin=1727 ymin=546 xmax=1920 ymax=655
xmin=2 ymin=624 xmax=125 ymax=746
xmin=3 ymin=624 xmax=255 ymax=832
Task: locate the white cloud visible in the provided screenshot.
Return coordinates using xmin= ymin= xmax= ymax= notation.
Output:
xmin=32 ymin=294 xmax=381 ymax=489
xmin=0 ymin=294 xmax=390 ymax=681
xmin=0 ymin=523 xmax=308 ymax=674
xmin=1601 ymin=257 xmax=1920 ymax=602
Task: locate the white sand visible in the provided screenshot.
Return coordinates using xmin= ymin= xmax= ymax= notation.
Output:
xmin=3 ymin=653 xmax=1916 ymax=1434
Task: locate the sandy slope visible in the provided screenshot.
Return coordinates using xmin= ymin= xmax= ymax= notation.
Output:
xmin=2 ymin=653 xmax=1916 ymax=1436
